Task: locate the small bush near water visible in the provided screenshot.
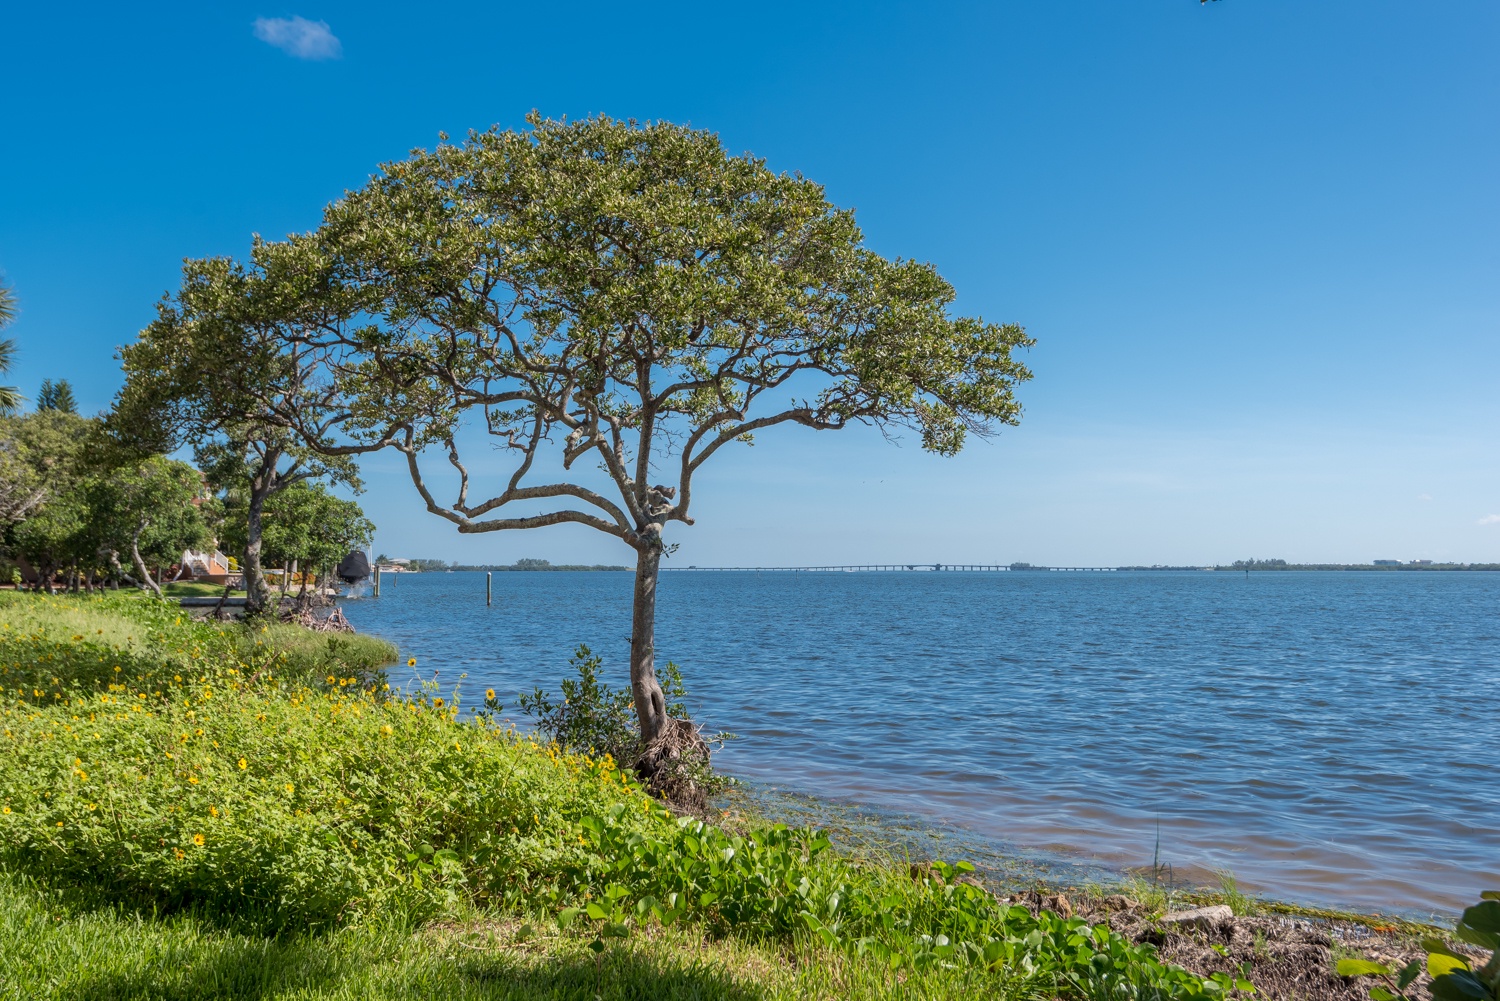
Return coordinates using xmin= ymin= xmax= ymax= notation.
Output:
xmin=0 ymin=592 xmax=1236 ymax=1000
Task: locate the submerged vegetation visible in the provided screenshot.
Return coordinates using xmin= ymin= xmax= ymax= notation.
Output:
xmin=0 ymin=592 xmax=1250 ymax=999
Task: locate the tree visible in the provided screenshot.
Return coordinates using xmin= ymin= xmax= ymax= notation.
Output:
xmin=36 ymin=379 xmax=78 ymax=414
xmin=0 ymin=281 xmax=20 ymax=416
xmin=111 ymin=257 xmax=361 ymax=614
xmin=83 ymin=456 xmax=212 ymax=596
xmin=220 ymin=479 xmax=372 ymax=598
xmin=297 ymin=115 xmax=1033 ymax=773
xmin=2 ymin=411 xmax=94 ymax=590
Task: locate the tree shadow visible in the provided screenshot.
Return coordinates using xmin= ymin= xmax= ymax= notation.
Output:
xmin=52 ymin=933 xmax=770 ymax=1001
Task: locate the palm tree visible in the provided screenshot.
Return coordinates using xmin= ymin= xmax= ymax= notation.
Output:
xmin=0 ymin=282 xmax=19 ymax=415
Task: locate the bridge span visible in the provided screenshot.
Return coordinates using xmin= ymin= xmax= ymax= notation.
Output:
xmin=663 ymin=564 xmax=1120 ymax=573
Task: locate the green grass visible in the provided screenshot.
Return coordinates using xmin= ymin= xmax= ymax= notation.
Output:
xmin=0 ymin=593 xmax=1233 ymax=1001
xmin=161 ymin=582 xmax=247 ymax=599
xmin=0 ymin=871 xmax=1038 ymax=1001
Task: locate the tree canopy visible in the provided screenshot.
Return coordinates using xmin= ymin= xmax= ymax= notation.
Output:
xmin=36 ymin=379 xmax=77 ymax=414
xmin=107 ymin=114 xmax=1033 ymax=779
xmin=296 ymin=115 xmax=1033 ymax=750
xmin=0 ymin=282 xmax=19 ymax=416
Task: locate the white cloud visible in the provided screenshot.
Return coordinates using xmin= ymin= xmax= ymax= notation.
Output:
xmin=1479 ymin=514 xmax=1500 ymax=526
xmin=253 ymin=16 xmax=342 ymax=60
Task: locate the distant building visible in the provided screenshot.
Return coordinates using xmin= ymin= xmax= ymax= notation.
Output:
xmin=1372 ymin=560 xmax=1400 ymax=566
xmin=180 ymin=549 xmax=238 ymax=584
xmin=1409 ymin=559 xmax=1433 ymax=565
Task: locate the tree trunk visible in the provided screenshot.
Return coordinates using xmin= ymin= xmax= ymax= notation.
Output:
xmin=244 ymin=487 xmax=271 ymax=614
xmin=131 ymin=519 xmax=162 ymax=598
xmin=629 ymin=543 xmax=668 ymax=744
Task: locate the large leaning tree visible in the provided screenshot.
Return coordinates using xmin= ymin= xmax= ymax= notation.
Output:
xmin=109 ymin=254 xmax=360 ymax=614
xmin=258 ymin=114 xmax=1032 ymax=778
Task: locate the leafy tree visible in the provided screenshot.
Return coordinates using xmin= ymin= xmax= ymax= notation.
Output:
xmin=111 ymin=257 xmax=361 ymax=614
xmin=220 ymin=480 xmax=372 ymax=596
xmin=0 ymin=281 xmax=20 ymax=416
xmin=2 ymin=411 xmax=94 ymax=590
xmin=293 ymin=115 xmax=1033 ymax=768
xmin=35 ymin=378 xmax=78 ymax=414
xmin=82 ymin=456 xmax=212 ymax=596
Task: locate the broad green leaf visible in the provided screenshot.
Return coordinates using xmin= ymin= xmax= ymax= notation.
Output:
xmin=1428 ymin=954 xmax=1471 ymax=978
xmin=1430 ymin=972 xmax=1492 ymax=1001
xmin=1338 ymin=959 xmax=1394 ymax=977
xmin=1461 ymin=900 xmax=1500 ymax=934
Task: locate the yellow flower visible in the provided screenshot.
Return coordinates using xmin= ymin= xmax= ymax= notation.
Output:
xmin=407 ymin=658 xmax=416 ymax=667
xmin=432 ymin=697 xmax=443 ymax=707
xmin=193 ymin=833 xmax=205 ymax=846
xmin=237 ymin=757 xmax=247 ymax=770
xmin=327 ymin=675 xmax=336 ymax=684
xmin=380 ymin=725 xmax=392 ymax=737
xmin=485 ymin=689 xmax=496 ymax=700
xmin=188 ymin=776 xmax=199 ymax=784
xmin=56 ymin=821 xmax=63 ymax=828
xmin=285 ymin=783 xmax=294 ymax=795
xmin=209 ymin=806 xmax=218 ymax=817
xmin=2 ymin=806 xmax=10 ymax=814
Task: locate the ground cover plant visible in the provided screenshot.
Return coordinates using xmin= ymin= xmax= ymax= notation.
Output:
xmin=0 ymin=593 xmax=1237 ymax=999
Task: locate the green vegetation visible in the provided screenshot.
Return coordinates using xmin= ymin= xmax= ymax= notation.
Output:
xmin=0 ymin=593 xmax=1235 ymax=1000
xmin=1338 ymin=893 xmax=1500 ymax=1001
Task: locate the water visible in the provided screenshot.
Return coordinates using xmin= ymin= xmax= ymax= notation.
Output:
xmin=341 ymin=570 xmax=1500 ymax=919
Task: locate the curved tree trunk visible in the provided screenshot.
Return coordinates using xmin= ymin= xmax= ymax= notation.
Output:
xmin=629 ymin=540 xmax=712 ymax=809
xmin=629 ymin=543 xmax=667 ymax=745
xmin=131 ymin=519 xmax=162 ymax=598
xmin=243 ymin=488 xmax=270 ymax=614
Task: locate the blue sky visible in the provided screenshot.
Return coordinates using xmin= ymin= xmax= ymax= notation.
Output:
xmin=2 ymin=1 xmax=1497 ymax=566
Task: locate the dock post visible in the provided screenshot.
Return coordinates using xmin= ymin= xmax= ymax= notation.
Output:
xmin=373 ymin=565 xmax=381 ymax=597
xmin=486 ymin=572 xmax=492 ymax=607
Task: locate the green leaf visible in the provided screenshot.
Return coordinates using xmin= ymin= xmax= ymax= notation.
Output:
xmin=587 ymin=938 xmax=605 ymax=954
xmin=1480 ymin=891 xmax=1500 ymax=902
xmin=1429 ymin=954 xmax=1472 ymax=978
xmin=1338 ymin=959 xmax=1394 ymax=977
xmin=1461 ymin=900 xmax=1500 ymax=934
xmin=1397 ymin=959 xmax=1423 ymax=990
xmin=1431 ymin=972 xmax=1493 ymax=1001
xmin=556 ymin=907 xmax=580 ymax=928
xmin=584 ymin=902 xmax=607 ymax=920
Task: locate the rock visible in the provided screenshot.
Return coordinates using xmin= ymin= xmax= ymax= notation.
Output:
xmin=1162 ymin=905 xmax=1235 ymax=929
xmin=1103 ymin=894 xmax=1140 ymax=912
xmin=1041 ymin=893 xmax=1074 ymax=919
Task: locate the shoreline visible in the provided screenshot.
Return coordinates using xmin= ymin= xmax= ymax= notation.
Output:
xmin=716 ymin=778 xmax=1460 ymax=932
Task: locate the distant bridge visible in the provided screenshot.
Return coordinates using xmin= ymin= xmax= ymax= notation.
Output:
xmin=663 ymin=564 xmax=1120 ymax=573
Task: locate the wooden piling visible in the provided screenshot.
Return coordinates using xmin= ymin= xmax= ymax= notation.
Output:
xmin=373 ymin=565 xmax=381 ymax=597
xmin=486 ymin=572 xmax=492 ymax=607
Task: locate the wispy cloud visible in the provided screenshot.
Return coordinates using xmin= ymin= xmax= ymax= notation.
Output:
xmin=253 ymin=16 xmax=342 ymax=60
xmin=1479 ymin=514 xmax=1500 ymax=526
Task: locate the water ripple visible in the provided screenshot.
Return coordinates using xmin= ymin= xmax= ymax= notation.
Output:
xmin=342 ymin=570 xmax=1500 ymax=918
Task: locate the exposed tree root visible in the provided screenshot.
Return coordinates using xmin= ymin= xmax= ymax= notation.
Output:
xmin=635 ymin=716 xmax=713 ymax=813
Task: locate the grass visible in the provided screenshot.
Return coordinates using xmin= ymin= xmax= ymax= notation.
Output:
xmin=161 ymin=582 xmax=247 ymax=599
xmin=0 ymin=872 xmax=1038 ymax=1001
xmin=0 ymin=592 xmax=1235 ymax=1001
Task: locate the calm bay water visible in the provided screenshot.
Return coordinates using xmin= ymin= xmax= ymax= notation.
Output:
xmin=340 ymin=570 xmax=1499 ymax=918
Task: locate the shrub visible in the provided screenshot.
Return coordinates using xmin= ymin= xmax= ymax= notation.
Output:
xmin=0 ymin=675 xmax=646 ymax=929
xmin=515 ymin=644 xmax=689 ymax=762
xmin=1339 ymin=893 xmax=1500 ymax=1001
